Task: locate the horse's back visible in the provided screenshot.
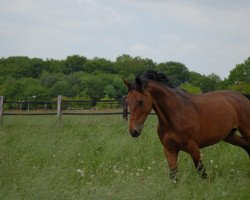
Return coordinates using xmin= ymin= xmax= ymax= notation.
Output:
xmin=193 ymin=90 xmax=250 ymax=116
xmin=194 ymin=90 xmax=249 ymax=105
xmin=190 ymin=90 xmax=250 ymax=146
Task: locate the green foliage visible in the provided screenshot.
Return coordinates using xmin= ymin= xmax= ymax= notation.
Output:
xmin=200 ymin=73 xmax=222 ymax=92
xmin=104 ymin=85 xmax=116 ymax=99
xmin=188 ymin=72 xmax=223 ymax=93
xmin=181 ymin=83 xmax=202 ymax=94
xmin=0 ymin=55 xmax=249 ymax=101
xmin=115 ymin=54 xmax=156 ymax=77
xmin=188 ymin=71 xmax=203 ymax=86
xmin=49 ymin=81 xmax=79 ymax=98
xmin=39 ymin=71 xmax=58 ymax=88
xmin=84 ymin=76 xmax=105 ymax=100
xmin=84 ymin=57 xmax=115 ymax=74
xmin=158 ymin=61 xmax=190 ymax=85
xmin=44 ymin=59 xmax=64 ymax=74
xmin=227 ymin=58 xmax=250 ymax=85
xmin=0 ymin=56 xmax=45 ymax=78
xmin=63 ymin=55 xmax=87 ymax=74
xmin=228 ymin=82 xmax=250 ymax=94
xmin=96 ymin=96 xmax=118 ymax=109
xmin=2 ymin=77 xmax=48 ymax=100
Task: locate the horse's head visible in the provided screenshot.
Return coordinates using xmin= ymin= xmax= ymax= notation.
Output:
xmin=123 ymin=77 xmax=152 ymax=137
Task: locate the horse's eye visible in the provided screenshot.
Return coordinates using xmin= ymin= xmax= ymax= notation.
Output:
xmin=138 ymin=100 xmax=143 ymax=106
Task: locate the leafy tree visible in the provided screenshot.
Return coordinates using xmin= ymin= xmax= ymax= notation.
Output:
xmin=115 ymin=55 xmax=156 ymax=77
xmin=50 ymin=81 xmax=71 ymax=98
xmin=188 ymin=71 xmax=204 ymax=87
xmin=96 ymin=96 xmax=116 ymax=109
xmin=0 ymin=76 xmax=6 ymax=95
xmin=158 ymin=61 xmax=190 ymax=85
xmin=181 ymin=83 xmax=202 ymax=94
xmin=104 ymin=85 xmax=116 ymax=98
xmin=30 ymin=58 xmax=45 ymax=78
xmin=228 ymin=82 xmax=250 ymax=94
xmin=44 ymin=59 xmax=64 ymax=73
xmin=20 ymin=78 xmax=49 ymax=100
xmin=40 ymin=71 xmax=58 ymax=88
xmin=79 ymin=90 xmax=91 ymax=100
xmin=66 ymin=73 xmax=82 ymax=87
xmin=227 ymin=57 xmax=250 ymax=85
xmin=188 ymin=72 xmax=221 ymax=92
xmin=63 ymin=55 xmax=87 ymax=74
xmin=0 ymin=56 xmax=47 ymax=78
xmin=112 ymin=76 xmax=127 ymax=99
xmin=3 ymin=77 xmax=48 ymax=100
xmin=2 ymin=77 xmax=20 ymax=100
xmin=1 ymin=54 xmax=249 ymax=102
xmin=83 ymin=57 xmax=115 ymax=74
xmin=0 ymin=56 xmax=30 ymax=78
xmin=200 ymin=73 xmax=222 ymax=92
xmin=84 ymin=76 xmax=105 ymax=100
xmin=69 ymin=86 xmax=80 ymax=97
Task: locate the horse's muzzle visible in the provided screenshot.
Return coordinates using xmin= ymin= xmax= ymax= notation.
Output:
xmin=129 ymin=129 xmax=141 ymax=137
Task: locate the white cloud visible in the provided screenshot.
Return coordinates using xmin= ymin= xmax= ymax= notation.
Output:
xmin=129 ymin=43 xmax=158 ymax=58
xmin=161 ymin=34 xmax=198 ymax=53
xmin=128 ymin=0 xmax=250 ymax=34
xmin=0 ymin=0 xmax=250 ymax=78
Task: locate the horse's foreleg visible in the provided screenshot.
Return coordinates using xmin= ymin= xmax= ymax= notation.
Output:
xmin=186 ymin=142 xmax=208 ymax=179
xmin=196 ymin=160 xmax=208 ymax=179
xmin=163 ymin=148 xmax=179 ymax=181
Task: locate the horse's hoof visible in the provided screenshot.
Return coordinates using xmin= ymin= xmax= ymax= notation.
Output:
xmin=202 ymin=173 xmax=208 ymax=179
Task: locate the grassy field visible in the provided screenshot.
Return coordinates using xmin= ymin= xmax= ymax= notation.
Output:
xmin=0 ymin=115 xmax=249 ymax=200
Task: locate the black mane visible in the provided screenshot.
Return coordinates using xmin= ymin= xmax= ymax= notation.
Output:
xmin=142 ymin=70 xmax=175 ymax=88
xmin=134 ymin=70 xmax=175 ymax=90
xmin=126 ymin=70 xmax=176 ymax=92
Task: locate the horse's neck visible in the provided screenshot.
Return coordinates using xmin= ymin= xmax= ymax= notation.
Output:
xmin=147 ymin=81 xmax=190 ymax=130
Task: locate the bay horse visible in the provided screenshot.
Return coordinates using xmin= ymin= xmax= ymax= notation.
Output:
xmin=123 ymin=70 xmax=250 ymax=180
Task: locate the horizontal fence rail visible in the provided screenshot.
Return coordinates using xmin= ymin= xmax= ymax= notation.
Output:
xmin=3 ymin=99 xmax=123 ymax=104
xmin=0 ymin=96 xmax=129 ymax=126
xmin=4 ymin=112 xmax=57 ymax=116
xmin=0 ymin=95 xmax=156 ymax=126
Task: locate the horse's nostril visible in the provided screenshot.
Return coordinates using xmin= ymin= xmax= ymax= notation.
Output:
xmin=130 ymin=129 xmax=140 ymax=137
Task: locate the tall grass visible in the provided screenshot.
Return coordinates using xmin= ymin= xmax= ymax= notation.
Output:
xmin=0 ymin=115 xmax=249 ymax=200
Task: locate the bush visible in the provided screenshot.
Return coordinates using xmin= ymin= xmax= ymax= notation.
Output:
xmin=180 ymin=83 xmax=202 ymax=94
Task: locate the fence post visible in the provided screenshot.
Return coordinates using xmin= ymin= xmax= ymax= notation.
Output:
xmin=57 ymin=95 xmax=62 ymax=120
xmin=0 ymin=96 xmax=4 ymax=126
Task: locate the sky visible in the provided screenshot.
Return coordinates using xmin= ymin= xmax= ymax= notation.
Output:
xmin=1 ymin=0 xmax=250 ymax=78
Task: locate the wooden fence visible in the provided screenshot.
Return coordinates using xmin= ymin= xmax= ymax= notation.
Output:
xmin=0 ymin=95 xmax=127 ymax=126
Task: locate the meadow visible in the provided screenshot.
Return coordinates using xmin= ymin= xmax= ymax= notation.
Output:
xmin=0 ymin=115 xmax=249 ymax=200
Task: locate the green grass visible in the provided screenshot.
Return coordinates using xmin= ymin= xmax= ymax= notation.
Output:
xmin=0 ymin=115 xmax=249 ymax=200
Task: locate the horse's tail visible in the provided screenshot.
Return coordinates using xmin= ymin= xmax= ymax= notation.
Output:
xmin=243 ymin=93 xmax=250 ymax=100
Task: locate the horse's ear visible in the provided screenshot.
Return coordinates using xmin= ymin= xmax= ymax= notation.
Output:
xmin=123 ymin=78 xmax=132 ymax=90
xmin=135 ymin=75 xmax=146 ymax=92
xmin=135 ymin=75 xmax=142 ymax=86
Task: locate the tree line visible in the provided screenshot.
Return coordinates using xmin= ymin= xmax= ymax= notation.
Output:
xmin=0 ymin=55 xmax=249 ymax=101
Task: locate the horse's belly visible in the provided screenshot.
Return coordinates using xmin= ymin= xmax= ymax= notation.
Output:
xmin=198 ymin=116 xmax=236 ymax=148
xmin=198 ymin=133 xmax=227 ymax=148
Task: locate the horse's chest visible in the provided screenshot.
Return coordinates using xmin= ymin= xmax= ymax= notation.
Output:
xmin=157 ymin=128 xmax=189 ymax=150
